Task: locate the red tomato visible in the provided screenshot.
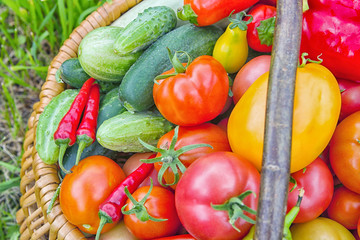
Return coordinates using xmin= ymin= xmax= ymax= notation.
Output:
xmin=153 ymin=55 xmax=229 ymax=126
xmin=232 ymin=55 xmax=271 ymax=104
xmin=286 ymin=157 xmax=334 ymax=223
xmin=259 ymin=0 xmax=276 ymax=6
xmin=123 ymin=185 xmax=181 ymax=239
xmin=154 ymin=123 xmax=231 ymax=189
xmin=246 ymin=4 xmax=276 ymax=52
xmin=330 ymin=111 xmax=360 ymax=194
xmin=175 ymin=151 xmax=260 ymax=240
xmin=122 ymin=152 xmax=162 ymax=188
xmin=59 ymin=155 xmax=126 ymax=234
xmin=327 ymin=186 xmax=360 ymax=230
xmin=337 ymin=78 xmax=360 ymax=122
xmin=217 ymin=117 xmax=229 ymax=133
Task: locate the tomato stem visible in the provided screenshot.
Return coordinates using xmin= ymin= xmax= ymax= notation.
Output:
xmin=228 ymin=11 xmax=253 ymax=31
xmin=177 ymin=4 xmax=198 ymax=25
xmin=139 ymin=126 xmax=212 ymax=187
xmin=211 ymin=190 xmax=257 ymax=232
xmin=299 ymin=52 xmax=323 ymax=67
xmin=121 ymin=179 xmax=168 ymax=222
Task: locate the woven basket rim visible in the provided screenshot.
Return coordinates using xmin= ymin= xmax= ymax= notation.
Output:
xmin=17 ymin=1 xmax=143 ymax=239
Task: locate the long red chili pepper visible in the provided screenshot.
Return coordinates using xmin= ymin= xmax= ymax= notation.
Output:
xmin=75 ymin=83 xmax=100 ymax=166
xmin=95 ymin=156 xmax=155 ymax=240
xmin=54 ymin=77 xmax=95 ymax=174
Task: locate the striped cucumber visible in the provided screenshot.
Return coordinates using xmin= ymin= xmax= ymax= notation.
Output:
xmin=35 ymin=89 xmax=78 ymax=165
xmin=96 ymin=110 xmax=174 ymax=152
xmin=114 ymin=6 xmax=177 ymax=55
xmin=118 ymin=23 xmax=224 ymax=112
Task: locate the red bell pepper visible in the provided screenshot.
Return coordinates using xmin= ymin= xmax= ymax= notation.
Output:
xmin=177 ymin=0 xmax=259 ymax=27
xmin=301 ymin=0 xmax=360 ymax=82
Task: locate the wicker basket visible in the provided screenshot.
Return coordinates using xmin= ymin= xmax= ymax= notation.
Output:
xmin=15 ymin=1 xmax=142 ymax=239
xmin=16 ymin=0 xmax=303 ymax=238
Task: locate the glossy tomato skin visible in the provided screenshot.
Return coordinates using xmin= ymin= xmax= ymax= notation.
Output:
xmin=123 ymin=186 xmax=181 ymax=240
xmin=286 ymin=157 xmax=333 ymax=223
xmin=59 ymin=155 xmax=126 ymax=234
xmin=232 ymin=55 xmax=271 ymax=104
xmin=155 ymin=123 xmax=231 ymax=189
xmin=290 ymin=217 xmax=356 ymax=240
xmin=246 ymin=4 xmax=276 ymax=53
xmin=153 ymin=55 xmax=229 ymax=126
xmin=228 ymin=63 xmax=341 ymax=173
xmin=330 ymin=111 xmax=360 ymax=194
xmin=175 ymin=151 xmax=260 ymax=240
xmin=337 ymin=78 xmax=360 ymax=122
xmin=327 ymin=186 xmax=360 ymax=230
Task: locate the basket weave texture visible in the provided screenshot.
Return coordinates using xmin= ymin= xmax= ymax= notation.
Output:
xmin=16 ymin=0 xmax=142 ymax=239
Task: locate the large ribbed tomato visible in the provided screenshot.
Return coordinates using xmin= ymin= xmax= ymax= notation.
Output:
xmin=228 ymin=62 xmax=341 ymax=173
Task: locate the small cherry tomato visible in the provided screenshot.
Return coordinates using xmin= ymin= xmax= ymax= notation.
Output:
xmin=287 ymin=157 xmax=334 ymax=223
xmin=330 ymin=111 xmax=360 ymax=194
xmin=246 ymin=4 xmax=276 ymax=53
xmin=59 ymin=155 xmax=126 ymax=234
xmin=232 ymin=55 xmax=271 ymax=104
xmin=327 ymin=186 xmax=360 ymax=230
xmin=123 ymin=185 xmax=181 ymax=239
xmin=213 ymin=12 xmax=251 ymax=74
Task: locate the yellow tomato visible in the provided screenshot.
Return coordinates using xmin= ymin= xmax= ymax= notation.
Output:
xmin=227 ymin=63 xmax=341 ymax=173
xmin=290 ymin=217 xmax=355 ymax=240
xmin=212 ymin=23 xmax=248 ymax=74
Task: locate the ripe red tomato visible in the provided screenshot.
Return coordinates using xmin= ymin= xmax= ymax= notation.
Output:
xmin=286 ymin=157 xmax=334 ymax=223
xmin=246 ymin=4 xmax=276 ymax=53
xmin=123 ymin=185 xmax=181 ymax=239
xmin=152 ymin=234 xmax=196 ymax=240
xmin=59 ymin=155 xmax=126 ymax=234
xmin=337 ymin=78 xmax=360 ymax=122
xmin=327 ymin=186 xmax=360 ymax=230
xmin=232 ymin=55 xmax=271 ymax=104
xmin=153 ymin=55 xmax=229 ymax=126
xmin=154 ymin=123 xmax=231 ymax=189
xmin=330 ymin=111 xmax=360 ymax=194
xmin=175 ymin=151 xmax=260 ymax=240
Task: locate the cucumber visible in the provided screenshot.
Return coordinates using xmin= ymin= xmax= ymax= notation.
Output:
xmin=60 ymin=88 xmax=126 ymax=174
xmin=78 ymin=26 xmax=143 ymax=82
xmin=96 ymin=110 xmax=174 ymax=152
xmin=35 ymin=89 xmax=79 ymax=165
xmin=56 ymin=58 xmax=119 ymax=93
xmin=113 ymin=6 xmax=177 ymax=56
xmin=118 ymin=23 xmax=224 ymax=112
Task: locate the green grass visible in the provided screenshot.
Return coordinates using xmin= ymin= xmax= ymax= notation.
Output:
xmin=0 ymin=0 xmax=110 ymax=238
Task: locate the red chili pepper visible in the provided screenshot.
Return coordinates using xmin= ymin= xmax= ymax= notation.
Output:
xmin=177 ymin=0 xmax=259 ymax=27
xmin=95 ymin=155 xmax=156 ymax=240
xmin=245 ymin=4 xmax=277 ymax=53
xmin=301 ymin=0 xmax=360 ymax=82
xmin=75 ymin=83 xmax=100 ymax=166
xmin=54 ymin=77 xmax=95 ymax=174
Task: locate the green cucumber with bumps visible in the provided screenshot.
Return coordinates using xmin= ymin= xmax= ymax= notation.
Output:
xmin=96 ymin=110 xmax=174 ymax=152
xmin=56 ymin=58 xmax=119 ymax=93
xmin=118 ymin=23 xmax=224 ymax=112
xmin=36 ymin=89 xmax=79 ymax=165
xmin=78 ymin=26 xmax=142 ymax=82
xmin=113 ymin=6 xmax=177 ymax=56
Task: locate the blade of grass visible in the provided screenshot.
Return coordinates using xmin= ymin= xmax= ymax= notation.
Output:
xmin=2 ymin=0 xmax=28 ymax=23
xmin=0 ymin=177 xmax=21 ymax=193
xmin=37 ymin=4 xmax=57 ymax=35
xmin=28 ymin=0 xmax=38 ymax=35
xmin=57 ymin=0 xmax=68 ymax=42
xmin=10 ymin=66 xmax=48 ymax=72
xmin=67 ymin=0 xmax=75 ymax=39
xmin=0 ymin=161 xmax=20 ymax=174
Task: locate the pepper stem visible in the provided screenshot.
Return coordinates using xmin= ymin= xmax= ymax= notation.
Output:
xmin=177 ymin=4 xmax=198 ymax=25
xmin=211 ymin=190 xmax=257 ymax=232
xmin=95 ymin=214 xmax=112 ymax=240
xmin=58 ymin=144 xmax=70 ymax=174
xmin=139 ymin=126 xmax=212 ymax=187
xmin=121 ymin=179 xmax=167 ymax=222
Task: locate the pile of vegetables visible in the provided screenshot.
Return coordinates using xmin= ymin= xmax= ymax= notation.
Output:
xmin=34 ymin=0 xmax=360 ymax=239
